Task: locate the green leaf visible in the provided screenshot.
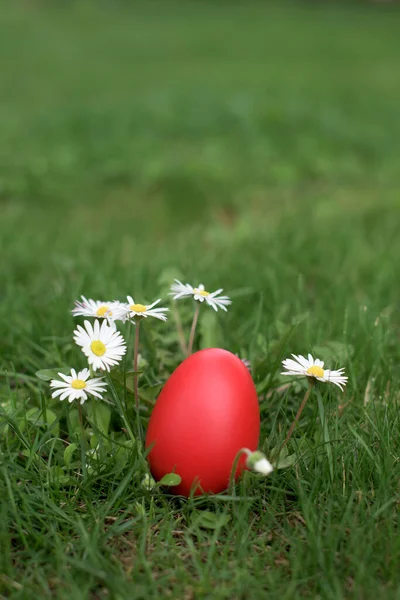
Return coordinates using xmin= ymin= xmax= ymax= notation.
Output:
xmin=270 ymin=444 xmax=297 ymax=469
xmin=139 ymin=384 xmax=163 ymax=404
xmin=273 ymin=453 xmax=297 ymax=469
xmin=110 ymin=369 xmax=143 ymax=394
xmin=192 ymin=511 xmax=231 ymax=530
xmin=115 ymin=439 xmax=136 ymax=467
xmin=86 ymin=402 xmax=111 ymax=436
xmin=270 ymin=443 xmax=288 ymax=459
xmin=25 ymin=408 xmax=59 ymax=435
xmin=35 ymin=368 xmax=71 ymax=382
xmin=68 ymin=408 xmax=81 ymax=436
xmin=158 ymin=473 xmax=182 ymax=486
xmin=63 ymin=443 xmax=78 ymax=466
xmin=47 ymin=465 xmax=73 ymax=486
xmin=19 ymin=448 xmax=43 ymax=467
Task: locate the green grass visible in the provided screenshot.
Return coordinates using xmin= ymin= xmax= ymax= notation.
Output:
xmin=1 ymin=1 xmax=400 ymax=598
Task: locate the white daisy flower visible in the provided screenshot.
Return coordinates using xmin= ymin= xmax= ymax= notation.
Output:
xmin=170 ymin=280 xmax=194 ymax=299
xmin=71 ymin=296 xmax=126 ymax=323
xmin=50 ymin=368 xmax=107 ymax=404
xmin=281 ymin=353 xmax=348 ymax=391
xmin=73 ymin=319 xmax=126 ymax=371
xmin=124 ymin=296 xmax=168 ymax=322
xmin=169 ymin=280 xmax=231 ymax=312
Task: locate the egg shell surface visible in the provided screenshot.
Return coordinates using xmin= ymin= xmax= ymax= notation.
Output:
xmin=145 ymin=348 xmax=260 ymax=496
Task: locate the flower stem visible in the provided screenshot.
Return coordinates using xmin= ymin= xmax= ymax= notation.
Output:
xmin=123 ymin=321 xmax=132 ymax=414
xmin=133 ymin=319 xmax=141 ymax=411
xmin=91 ymin=396 xmax=103 ymax=457
xmin=172 ymin=302 xmax=187 ymax=356
xmin=187 ymin=303 xmax=200 ymax=356
xmin=106 ymin=373 xmax=135 ymax=444
xmin=133 ymin=319 xmax=144 ymax=443
xmin=278 ymin=378 xmax=314 ymax=458
xmin=77 ymin=402 xmax=87 ymax=476
xmin=229 ymin=448 xmax=247 ymax=496
xmin=78 ymin=402 xmax=84 ymax=429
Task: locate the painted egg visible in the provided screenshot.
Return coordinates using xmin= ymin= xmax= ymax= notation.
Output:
xmin=145 ymin=348 xmax=260 ymax=496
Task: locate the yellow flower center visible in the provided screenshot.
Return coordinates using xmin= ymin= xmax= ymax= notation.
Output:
xmin=96 ymin=305 xmax=111 ymax=317
xmin=71 ymin=379 xmax=87 ymax=390
xmin=90 ymin=340 xmax=107 ymax=356
xmin=130 ymin=303 xmax=147 ymax=313
xmin=307 ymin=365 xmax=324 ymax=378
xmin=194 ymin=288 xmax=210 ymax=297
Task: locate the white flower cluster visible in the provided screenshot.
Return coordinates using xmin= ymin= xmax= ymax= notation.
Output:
xmin=49 ymin=279 xmax=347 ymax=413
xmin=50 ymin=294 xmax=169 ymax=405
xmin=50 ymin=279 xmax=234 ymax=406
xmin=72 ymin=295 xmax=169 ymax=324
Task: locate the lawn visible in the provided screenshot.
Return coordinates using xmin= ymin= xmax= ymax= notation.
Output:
xmin=1 ymin=1 xmax=400 ymax=598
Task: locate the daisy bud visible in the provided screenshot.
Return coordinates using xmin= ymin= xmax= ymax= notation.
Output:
xmin=245 ymin=450 xmax=274 ymax=476
xmin=141 ymin=473 xmax=156 ymax=490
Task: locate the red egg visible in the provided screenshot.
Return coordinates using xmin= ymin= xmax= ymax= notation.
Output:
xmin=145 ymin=348 xmax=260 ymax=496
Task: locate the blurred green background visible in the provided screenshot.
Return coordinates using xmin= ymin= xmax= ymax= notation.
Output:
xmin=1 ymin=0 xmax=400 ymax=366
xmin=2 ymin=3 xmax=400 ymax=598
